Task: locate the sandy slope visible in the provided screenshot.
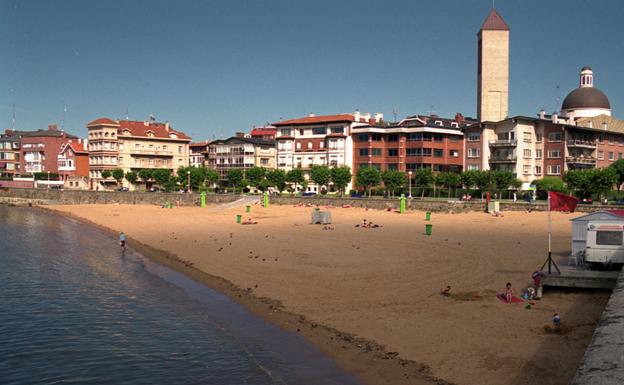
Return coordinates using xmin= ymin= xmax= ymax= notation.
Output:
xmin=49 ymin=202 xmax=610 ymax=385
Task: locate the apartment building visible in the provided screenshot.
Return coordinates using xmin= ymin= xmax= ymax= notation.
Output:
xmin=207 ymin=136 xmax=276 ymax=182
xmin=0 ymin=131 xmax=20 ymax=177
xmin=58 ymin=139 xmax=89 ymax=189
xmin=273 ymin=112 xmax=379 ymax=192
xmin=351 ymin=114 xmax=475 ymax=176
xmin=11 ymin=125 xmax=78 ymax=175
xmin=190 ymin=141 xmax=210 ymax=167
xmin=87 ymin=118 xmax=191 ymax=190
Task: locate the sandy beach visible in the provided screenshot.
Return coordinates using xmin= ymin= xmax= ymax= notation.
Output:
xmin=48 ymin=202 xmax=610 ymax=385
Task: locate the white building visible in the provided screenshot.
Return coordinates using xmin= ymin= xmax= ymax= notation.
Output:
xmin=273 ymin=112 xmax=381 ymax=193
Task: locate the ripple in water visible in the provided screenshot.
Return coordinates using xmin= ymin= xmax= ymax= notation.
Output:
xmin=0 ymin=206 xmax=361 ymax=385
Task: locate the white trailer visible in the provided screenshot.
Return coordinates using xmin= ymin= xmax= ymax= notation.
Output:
xmin=585 ymin=221 xmax=624 ymax=265
xmin=570 ymin=211 xmax=624 ymax=256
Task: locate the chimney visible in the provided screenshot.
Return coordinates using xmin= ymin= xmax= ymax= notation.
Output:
xmin=235 ymin=132 xmax=245 ymax=138
xmin=165 ymin=122 xmax=170 ymax=131
xmin=374 ymin=113 xmax=384 ymax=123
xmin=551 ymin=112 xmax=558 ymax=123
xmin=454 ymin=112 xmax=464 ymax=124
xmin=353 ymin=110 xmax=361 ymax=122
xmin=144 ymin=121 xmax=149 ymax=126
xmin=308 ymin=113 xmax=315 ymax=118
xmin=603 ymin=122 xmax=608 ymax=131
xmin=587 ymin=120 xmax=592 ymax=128
xmin=48 ymin=124 xmax=58 ymax=131
xmin=538 ymin=109 xmax=545 ymax=120
xmin=363 ymin=113 xmax=371 ymax=121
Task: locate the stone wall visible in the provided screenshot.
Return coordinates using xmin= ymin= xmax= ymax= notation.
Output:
xmin=0 ymin=188 xmax=241 ymax=206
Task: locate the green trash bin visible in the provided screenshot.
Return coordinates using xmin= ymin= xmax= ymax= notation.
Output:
xmin=314 ymin=207 xmax=320 ymax=212
xmin=246 ymin=205 xmax=251 ymax=213
xmin=425 ymin=224 xmax=433 ymax=236
xmin=425 ymin=211 xmax=431 ymax=221
xmin=236 ymin=214 xmax=242 ymax=223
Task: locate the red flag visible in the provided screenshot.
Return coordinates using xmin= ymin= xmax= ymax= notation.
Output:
xmin=548 ymin=191 xmax=579 ymax=212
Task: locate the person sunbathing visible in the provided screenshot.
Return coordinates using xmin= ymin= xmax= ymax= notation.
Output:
xmin=242 ymin=217 xmax=258 ymax=225
xmin=355 ymin=219 xmax=369 ymax=228
xmin=368 ymin=222 xmax=382 ymax=228
xmin=441 ymin=285 xmax=451 ymax=296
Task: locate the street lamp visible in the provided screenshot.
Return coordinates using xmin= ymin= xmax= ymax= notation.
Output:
xmin=187 ymin=170 xmax=191 ymax=194
xmin=47 ymin=170 xmax=50 ymax=189
xmin=408 ymin=171 xmax=413 ymax=198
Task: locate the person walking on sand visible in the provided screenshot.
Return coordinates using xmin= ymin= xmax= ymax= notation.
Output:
xmin=119 ymin=232 xmax=126 ymax=249
xmin=505 ymin=282 xmax=514 ymax=303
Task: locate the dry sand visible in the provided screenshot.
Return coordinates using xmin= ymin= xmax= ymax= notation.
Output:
xmin=48 ymin=202 xmax=610 ymax=385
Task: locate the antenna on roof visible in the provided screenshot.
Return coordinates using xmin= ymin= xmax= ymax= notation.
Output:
xmin=392 ymin=108 xmax=398 ymax=122
xmin=149 ymin=113 xmax=156 ymax=122
xmin=125 ymin=107 xmax=129 ymax=120
xmin=61 ymin=104 xmax=67 ymax=131
xmin=428 ymin=105 xmax=436 ymax=116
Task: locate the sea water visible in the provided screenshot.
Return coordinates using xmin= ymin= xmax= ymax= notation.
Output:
xmin=0 ymin=205 xmax=361 ymax=385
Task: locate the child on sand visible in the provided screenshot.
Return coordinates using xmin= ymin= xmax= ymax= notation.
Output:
xmin=553 ymin=313 xmax=561 ymax=328
xmin=505 ymin=282 xmax=513 ymax=303
xmin=119 ymin=232 xmax=126 ymax=249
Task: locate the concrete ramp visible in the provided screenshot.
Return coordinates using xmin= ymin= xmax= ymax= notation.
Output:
xmin=542 ymin=265 xmax=620 ymax=290
xmin=207 ymin=196 xmax=260 ymax=212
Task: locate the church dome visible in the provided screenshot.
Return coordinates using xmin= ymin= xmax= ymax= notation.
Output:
xmin=562 ymin=87 xmax=611 ymax=110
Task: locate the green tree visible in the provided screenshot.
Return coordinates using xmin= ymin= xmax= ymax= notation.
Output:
xmin=227 ymin=168 xmax=245 ymax=192
xmin=474 ymin=170 xmax=491 ymax=195
xmin=381 ymin=169 xmax=407 ymax=197
xmin=286 ymin=169 xmax=305 ymax=194
xmin=246 ymin=167 xmax=266 ymax=188
xmin=267 ymin=169 xmax=287 ymax=194
xmin=205 ymin=168 xmax=220 ymax=192
xmin=101 ymin=170 xmax=112 ymax=179
xmin=564 ymin=169 xmax=594 ymax=198
xmin=356 ymin=166 xmax=381 ymax=197
xmin=138 ymin=168 xmax=153 ymax=181
xmin=152 ymin=169 xmax=173 ymax=187
xmin=534 ymin=177 xmax=566 ymax=193
xmin=310 ymin=165 xmax=331 ymax=192
xmin=592 ymin=167 xmax=617 ymax=198
xmin=609 ymin=159 xmax=624 ymax=190
xmin=436 ymin=172 xmax=461 ymax=198
xmin=460 ymin=170 xmax=479 ymax=189
xmin=125 ymin=171 xmax=138 ymax=185
xmin=330 ymin=166 xmax=352 ymax=196
xmin=491 ymin=170 xmax=516 ymax=197
xmin=413 ymin=168 xmax=434 ymax=199
xmin=112 ymin=168 xmax=124 ymax=187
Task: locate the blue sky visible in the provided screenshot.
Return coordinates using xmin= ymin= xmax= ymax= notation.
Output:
xmin=1 ymin=0 xmax=622 ymax=140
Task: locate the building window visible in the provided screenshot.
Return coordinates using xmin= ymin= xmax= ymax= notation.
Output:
xmin=330 ymin=127 xmax=344 ymax=134
xmin=296 ymin=142 xmax=302 ymax=150
xmin=449 ymin=150 xmax=459 ymax=157
xmin=467 ymin=148 xmax=480 ymax=158
xmin=434 ymin=134 xmax=443 ymax=142
xmin=535 ymin=165 xmax=542 ymax=175
xmin=406 ymin=148 xmax=432 ymax=157
xmin=371 ymin=134 xmax=382 ymax=141
xmin=387 ymin=134 xmax=399 ymax=142
xmin=523 ymin=164 xmax=531 ymax=174
xmin=280 ymin=129 xmax=291 ymax=136
xmin=260 ymin=158 xmax=269 ymax=166
xmin=357 ymin=133 xmax=369 ymax=142
xmin=609 ymin=136 xmax=614 ymax=145
xmin=536 ymin=133 xmax=543 ymax=142
xmin=547 ymin=165 xmax=561 ymax=175
xmin=433 ymin=149 xmax=443 ymax=157
xmin=388 ymin=164 xmax=398 ymax=170
xmin=372 ymin=148 xmax=382 ymax=156
xmin=523 ymin=149 xmax=532 ymax=158
xmin=307 ymin=142 xmax=312 ymax=150
xmin=468 ymin=164 xmax=479 ymax=171
xmin=536 ymin=149 xmax=542 ymax=159
xmin=135 ymin=144 xmax=140 ymax=150
xmin=548 ymin=132 xmax=562 ymax=142
xmin=609 ymin=152 xmax=614 ymax=161
xmin=312 ymin=127 xmax=325 ymax=135
xmin=523 ymin=132 xmax=532 ymax=142
xmin=359 ymin=149 xmax=369 ymax=156
xmin=320 ymin=141 xmax=324 ymax=149
xmin=547 ymin=150 xmax=561 ymax=158
xmin=388 ymin=148 xmax=399 ymax=157
xmin=598 ymin=151 xmax=604 ymax=160
xmin=467 ymin=133 xmax=481 ymax=142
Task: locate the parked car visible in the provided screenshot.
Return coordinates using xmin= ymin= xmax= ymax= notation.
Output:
xmin=579 ymin=198 xmax=593 ymax=205
xmin=302 ymin=192 xmax=316 ymax=197
xmin=117 ymin=187 xmax=129 ymax=192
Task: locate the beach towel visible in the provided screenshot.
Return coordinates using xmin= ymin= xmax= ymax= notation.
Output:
xmin=495 ymin=293 xmax=524 ymax=303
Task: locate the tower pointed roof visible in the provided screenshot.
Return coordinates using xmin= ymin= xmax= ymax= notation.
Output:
xmin=480 ymin=9 xmax=509 ymax=31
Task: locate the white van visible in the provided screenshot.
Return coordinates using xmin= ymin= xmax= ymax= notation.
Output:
xmin=585 ymin=221 xmax=624 ymax=264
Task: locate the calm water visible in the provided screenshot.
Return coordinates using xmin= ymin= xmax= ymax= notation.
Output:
xmin=0 ymin=205 xmax=361 ymax=385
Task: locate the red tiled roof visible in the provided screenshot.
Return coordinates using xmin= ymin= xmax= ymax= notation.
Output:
xmin=87 ymin=117 xmax=118 ymax=126
xmin=250 ymin=128 xmax=277 ymax=136
xmin=190 ymin=141 xmax=211 ymax=147
xmin=273 ymin=114 xmax=356 ymax=126
xmin=480 ymin=9 xmax=509 ymax=31
xmin=117 ymin=120 xmax=191 ymax=140
xmin=61 ymin=140 xmax=87 ymax=154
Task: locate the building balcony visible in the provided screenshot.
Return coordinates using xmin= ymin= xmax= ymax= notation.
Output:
xmin=58 ymin=166 xmax=76 ymax=171
xmin=489 ymin=139 xmax=517 ymax=147
xmin=567 ymin=139 xmax=596 ymax=149
xmin=489 ymin=156 xmax=517 ymax=163
xmin=566 ymin=156 xmax=597 ymax=165
xmin=130 ymin=149 xmax=173 ymax=156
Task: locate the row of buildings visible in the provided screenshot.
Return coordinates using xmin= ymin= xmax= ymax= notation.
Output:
xmin=1 ymin=9 xmax=622 ymax=192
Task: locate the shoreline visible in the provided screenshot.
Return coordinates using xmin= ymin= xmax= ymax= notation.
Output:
xmin=41 ymin=205 xmax=448 ymax=385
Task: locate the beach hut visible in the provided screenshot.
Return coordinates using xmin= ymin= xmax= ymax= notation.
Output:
xmin=570 ymin=211 xmax=624 ymax=256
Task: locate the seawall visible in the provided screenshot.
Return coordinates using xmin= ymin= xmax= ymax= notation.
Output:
xmin=570 ymin=269 xmax=624 ymax=385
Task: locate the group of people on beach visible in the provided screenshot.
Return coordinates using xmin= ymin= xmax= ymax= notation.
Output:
xmin=355 ymin=219 xmax=382 ymax=228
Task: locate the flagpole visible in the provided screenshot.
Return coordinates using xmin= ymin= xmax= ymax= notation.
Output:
xmin=548 ymin=191 xmax=552 ymax=274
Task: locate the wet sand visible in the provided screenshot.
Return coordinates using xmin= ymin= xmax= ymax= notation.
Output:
xmin=47 ymin=203 xmax=610 ymax=385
